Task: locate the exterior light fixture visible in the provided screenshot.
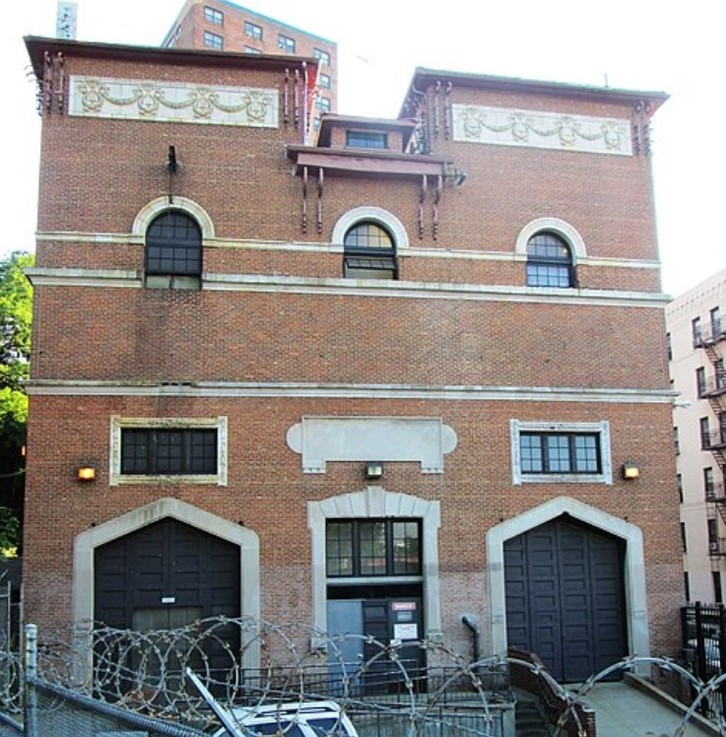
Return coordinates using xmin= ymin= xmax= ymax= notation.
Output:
xmin=364 ymin=461 xmax=383 ymax=480
xmin=621 ymin=462 xmax=640 ymax=480
xmin=77 ymin=466 xmax=96 ymax=481
xmin=443 ymin=165 xmax=467 ymax=187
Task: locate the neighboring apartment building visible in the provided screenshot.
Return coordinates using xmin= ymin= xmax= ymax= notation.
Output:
xmin=23 ymin=34 xmax=681 ymax=685
xmin=667 ymin=269 xmax=726 ymax=604
xmin=162 ymin=0 xmax=337 ymax=125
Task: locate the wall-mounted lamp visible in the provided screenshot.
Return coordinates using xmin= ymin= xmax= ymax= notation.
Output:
xmin=77 ymin=466 xmax=96 ymax=482
xmin=621 ymin=462 xmax=640 ymax=480
xmin=443 ymin=166 xmax=467 ymax=187
xmin=364 ymin=461 xmax=383 ymax=480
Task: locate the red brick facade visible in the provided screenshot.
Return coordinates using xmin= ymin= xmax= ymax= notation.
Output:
xmin=23 ymin=36 xmax=679 ymax=679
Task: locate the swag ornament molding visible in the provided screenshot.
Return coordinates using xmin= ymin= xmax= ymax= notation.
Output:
xmin=452 ymin=103 xmax=631 ymax=156
xmin=69 ymin=75 xmax=278 ymax=127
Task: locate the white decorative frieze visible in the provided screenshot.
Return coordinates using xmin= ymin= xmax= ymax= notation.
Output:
xmin=452 ymin=104 xmax=631 ymax=156
xmin=69 ymin=76 xmax=278 ymax=127
xmin=286 ymin=416 xmax=458 ymax=474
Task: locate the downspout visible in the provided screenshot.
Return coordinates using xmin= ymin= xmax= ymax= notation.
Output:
xmin=301 ymin=61 xmax=309 ymax=145
xmin=461 ymin=613 xmax=480 ymax=663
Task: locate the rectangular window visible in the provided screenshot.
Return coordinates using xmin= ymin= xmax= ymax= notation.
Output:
xmin=325 ymin=521 xmax=353 ymax=576
xmin=318 ymin=73 xmax=331 ymax=90
xmin=526 ymin=263 xmax=571 ymax=288
xmin=684 ymin=572 xmax=690 ymax=602
xmin=674 ymin=426 xmax=680 ymax=455
xmin=714 ymin=572 xmax=723 ymax=604
xmin=203 ymin=31 xmax=223 ymax=49
xmin=717 ymin=358 xmax=726 ymax=390
xmin=325 ymin=519 xmax=421 ymax=578
xmin=511 ymin=420 xmax=611 ymax=484
xmin=244 ymin=21 xmax=262 ymax=40
xmin=346 ymin=130 xmax=388 ymax=149
xmin=708 ymin=518 xmax=719 ymax=551
xmin=244 ymin=45 xmax=262 ymax=54
xmin=278 ymin=34 xmax=296 ymax=53
xmin=520 ymin=432 xmax=600 ymax=474
xmin=317 ymin=96 xmax=330 ymax=113
xmin=313 ymin=48 xmax=330 ymax=66
xmin=666 ymin=332 xmax=672 ymax=361
xmin=701 ymin=417 xmax=711 ymax=449
xmin=692 ymin=317 xmax=702 ymax=346
xmin=204 ymin=6 xmax=224 ymax=25
xmin=110 ymin=417 xmax=227 ymax=486
xmin=721 ymin=413 xmax=726 ymax=445
xmin=705 ymin=467 xmax=715 ymax=500
xmin=677 ymin=473 xmax=683 ymax=503
xmin=697 ymin=367 xmax=707 ymax=397
xmin=681 ymin=522 xmax=687 ymax=552
xmin=711 ymin=306 xmax=721 ymax=339
xmin=121 ymin=429 xmax=217 ymax=475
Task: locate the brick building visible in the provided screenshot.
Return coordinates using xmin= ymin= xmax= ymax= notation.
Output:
xmin=162 ymin=0 xmax=337 ymax=125
xmin=23 ymin=35 xmax=680 ymax=684
xmin=667 ymin=269 xmax=726 ymax=604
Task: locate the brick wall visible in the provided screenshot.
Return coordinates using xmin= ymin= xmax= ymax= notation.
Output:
xmin=23 ymin=38 xmax=681 ymax=664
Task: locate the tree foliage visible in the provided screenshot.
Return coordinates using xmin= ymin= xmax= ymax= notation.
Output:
xmin=0 ymin=251 xmax=33 ymax=553
xmin=0 ymin=251 xmax=33 ymax=391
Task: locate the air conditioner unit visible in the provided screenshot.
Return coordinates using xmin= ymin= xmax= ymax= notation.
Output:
xmin=710 ymin=541 xmax=720 ymax=553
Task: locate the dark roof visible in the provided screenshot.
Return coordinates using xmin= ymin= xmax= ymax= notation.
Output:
xmin=24 ymin=35 xmax=318 ymax=81
xmin=400 ymin=67 xmax=669 ymax=118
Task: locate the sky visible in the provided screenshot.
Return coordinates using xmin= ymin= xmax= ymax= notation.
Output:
xmin=2 ymin=0 xmax=724 ymax=297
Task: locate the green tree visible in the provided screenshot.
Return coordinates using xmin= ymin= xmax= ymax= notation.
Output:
xmin=0 ymin=251 xmax=33 ymax=554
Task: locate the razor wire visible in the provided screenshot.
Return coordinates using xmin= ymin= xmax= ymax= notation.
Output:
xmin=0 ymin=617 xmax=723 ymax=736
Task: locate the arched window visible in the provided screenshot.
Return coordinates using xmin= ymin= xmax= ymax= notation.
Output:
xmin=146 ymin=211 xmax=202 ymax=277
xmin=343 ymin=221 xmax=397 ymax=280
xmin=526 ymin=232 xmax=574 ymax=288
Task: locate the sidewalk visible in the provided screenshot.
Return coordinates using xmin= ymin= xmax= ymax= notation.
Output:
xmin=577 ymin=678 xmax=717 ymax=737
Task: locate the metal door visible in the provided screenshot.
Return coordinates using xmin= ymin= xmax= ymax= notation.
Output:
xmin=327 ymin=597 xmax=424 ymax=694
xmin=504 ymin=515 xmax=626 ymax=682
xmin=327 ymin=599 xmax=364 ymax=696
xmin=94 ymin=518 xmax=240 ymax=688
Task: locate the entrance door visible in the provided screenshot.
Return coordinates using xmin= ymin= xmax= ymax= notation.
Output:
xmin=327 ymin=597 xmax=424 ymax=694
xmin=504 ymin=515 xmax=627 ymax=682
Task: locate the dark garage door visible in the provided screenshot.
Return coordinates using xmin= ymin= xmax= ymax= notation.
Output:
xmin=504 ymin=515 xmax=627 ymax=682
xmin=95 ymin=518 xmax=240 ymax=628
xmin=95 ymin=518 xmax=240 ymax=688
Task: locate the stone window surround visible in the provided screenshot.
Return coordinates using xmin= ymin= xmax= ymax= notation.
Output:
xmin=132 ymin=197 xmax=215 ymax=241
xmin=515 ymin=217 xmax=586 ymax=264
xmin=331 ymin=207 xmax=409 ymax=251
xmin=510 ymin=419 xmax=613 ymax=485
xmin=109 ymin=416 xmax=228 ymax=486
xmin=307 ymin=486 xmax=442 ymax=648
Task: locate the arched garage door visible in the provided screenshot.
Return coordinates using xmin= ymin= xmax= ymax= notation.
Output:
xmin=504 ymin=515 xmax=627 ymax=682
xmin=95 ymin=518 xmax=240 ymax=629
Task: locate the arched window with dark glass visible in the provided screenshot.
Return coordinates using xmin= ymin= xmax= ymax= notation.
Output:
xmin=343 ymin=221 xmax=397 ymax=280
xmin=145 ymin=211 xmax=202 ymax=277
xmin=526 ymin=232 xmax=574 ymax=288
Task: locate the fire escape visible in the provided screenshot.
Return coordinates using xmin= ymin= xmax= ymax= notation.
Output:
xmin=695 ymin=315 xmax=726 ymax=556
